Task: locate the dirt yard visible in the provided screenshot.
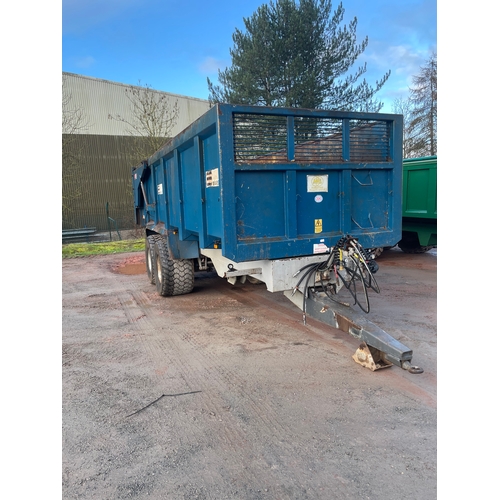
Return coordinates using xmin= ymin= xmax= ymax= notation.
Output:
xmin=62 ymin=248 xmax=437 ymax=499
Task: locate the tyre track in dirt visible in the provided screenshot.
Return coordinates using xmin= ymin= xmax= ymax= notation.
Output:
xmin=116 ymin=289 xmax=262 ymax=494
xmin=115 ymin=288 xmax=252 ymax=489
xmin=188 ymin=281 xmax=436 ymax=498
xmin=115 ymin=287 xmax=353 ymax=497
xmin=221 ymin=283 xmax=437 ymax=408
xmin=63 ymin=253 xmax=437 ymax=499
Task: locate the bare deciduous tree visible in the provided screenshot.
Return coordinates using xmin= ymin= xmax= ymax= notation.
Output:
xmin=407 ymin=52 xmax=437 ymax=157
xmin=391 ymin=52 xmax=437 ymax=158
xmin=109 ymin=82 xmax=180 ymax=165
xmin=392 ymin=96 xmax=416 ymax=159
xmin=62 ymin=75 xmax=89 ymax=225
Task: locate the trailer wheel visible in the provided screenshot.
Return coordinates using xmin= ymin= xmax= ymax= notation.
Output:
xmin=153 ymin=237 xmax=194 ymax=296
xmin=145 ymin=235 xmax=159 ymax=285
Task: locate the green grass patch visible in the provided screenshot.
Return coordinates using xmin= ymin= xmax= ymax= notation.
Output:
xmin=63 ymin=239 xmax=145 ymax=258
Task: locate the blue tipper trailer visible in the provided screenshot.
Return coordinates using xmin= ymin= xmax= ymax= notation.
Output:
xmin=132 ymin=104 xmax=423 ymax=373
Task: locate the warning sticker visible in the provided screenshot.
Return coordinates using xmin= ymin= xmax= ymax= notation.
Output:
xmin=157 ymin=183 xmax=163 ymax=195
xmin=314 ymin=219 xmax=322 ymax=233
xmin=313 ymin=243 xmax=329 ymax=254
xmin=206 ymin=168 xmax=219 ymax=188
xmin=307 ymin=175 xmax=328 ymax=193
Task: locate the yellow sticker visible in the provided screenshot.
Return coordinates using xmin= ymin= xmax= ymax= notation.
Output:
xmin=314 ymin=219 xmax=322 ymax=233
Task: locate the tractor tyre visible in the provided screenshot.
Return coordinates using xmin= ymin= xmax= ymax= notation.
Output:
xmin=153 ymin=237 xmax=194 ymax=297
xmin=145 ymin=235 xmax=159 ymax=285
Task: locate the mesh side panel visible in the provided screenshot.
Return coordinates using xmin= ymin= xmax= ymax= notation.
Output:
xmin=349 ymin=120 xmax=391 ymax=162
xmin=294 ymin=116 xmax=343 ymax=162
xmin=233 ymin=114 xmax=288 ymax=162
xmin=233 ymin=113 xmax=392 ymax=164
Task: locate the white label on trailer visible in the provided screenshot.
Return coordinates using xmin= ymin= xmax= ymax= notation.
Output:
xmin=307 ymin=175 xmax=328 ymax=192
xmin=157 ymin=183 xmax=163 ymax=195
xmin=206 ymin=168 xmax=219 ymax=187
xmin=314 ymin=194 xmax=323 ymax=203
xmin=313 ymin=243 xmax=330 ymax=254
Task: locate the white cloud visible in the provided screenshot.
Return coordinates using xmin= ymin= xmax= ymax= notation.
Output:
xmin=359 ymin=41 xmax=436 ymax=112
xmin=198 ymin=56 xmax=227 ymax=75
xmin=388 ymin=44 xmax=430 ymax=70
xmin=73 ymin=56 xmax=96 ymax=68
xmin=363 ymin=42 xmax=434 ymax=88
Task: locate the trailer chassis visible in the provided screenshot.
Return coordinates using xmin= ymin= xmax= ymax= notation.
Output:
xmin=201 ymin=238 xmax=424 ymax=374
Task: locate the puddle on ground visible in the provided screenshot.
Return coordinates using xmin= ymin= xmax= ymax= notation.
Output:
xmin=113 ymin=255 xmax=146 ymax=275
xmin=114 ymin=262 xmax=146 ymax=275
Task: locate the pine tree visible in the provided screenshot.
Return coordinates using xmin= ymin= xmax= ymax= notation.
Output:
xmin=207 ymin=0 xmax=390 ymax=111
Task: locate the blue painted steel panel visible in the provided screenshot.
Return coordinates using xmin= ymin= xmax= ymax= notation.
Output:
xmin=152 ymin=160 xmax=167 ymax=227
xmin=235 ymin=171 xmax=286 ymax=241
xmin=295 ymin=170 xmax=342 ymax=237
xmin=180 ymin=143 xmax=202 ymax=234
xmin=132 ymin=104 xmax=403 ymax=262
xmin=202 ymin=131 xmax=222 ymax=242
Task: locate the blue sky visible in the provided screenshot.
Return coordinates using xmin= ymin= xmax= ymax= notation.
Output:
xmin=62 ymin=0 xmax=436 ymax=113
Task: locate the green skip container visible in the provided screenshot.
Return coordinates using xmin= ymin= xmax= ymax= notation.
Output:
xmin=399 ymin=155 xmax=437 ymax=253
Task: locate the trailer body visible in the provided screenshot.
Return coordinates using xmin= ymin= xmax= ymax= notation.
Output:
xmin=131 ymin=104 xmax=424 ymax=373
xmin=132 ymin=104 xmax=403 ymax=290
xmin=399 ymin=155 xmax=437 ymax=252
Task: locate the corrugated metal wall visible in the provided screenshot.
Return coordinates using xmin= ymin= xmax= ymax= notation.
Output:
xmin=62 ymin=73 xmax=211 ymax=232
xmin=63 ymin=72 xmax=211 ymax=136
xmin=62 ymin=134 xmax=152 ymax=231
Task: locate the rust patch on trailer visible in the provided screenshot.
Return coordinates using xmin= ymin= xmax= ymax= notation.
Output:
xmin=335 ymin=313 xmax=356 ymax=334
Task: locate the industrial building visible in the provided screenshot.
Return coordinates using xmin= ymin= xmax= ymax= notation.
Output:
xmin=62 ymin=72 xmax=210 ymax=232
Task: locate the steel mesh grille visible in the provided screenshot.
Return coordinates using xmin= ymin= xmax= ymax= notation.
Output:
xmin=233 ymin=113 xmax=392 ymax=163
xmin=294 ymin=117 xmax=343 ymax=162
xmin=233 ymin=114 xmax=288 ymax=162
xmin=349 ymin=120 xmax=391 ymax=162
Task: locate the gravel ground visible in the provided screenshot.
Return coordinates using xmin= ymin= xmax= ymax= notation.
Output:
xmin=62 ymin=248 xmax=437 ymax=499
